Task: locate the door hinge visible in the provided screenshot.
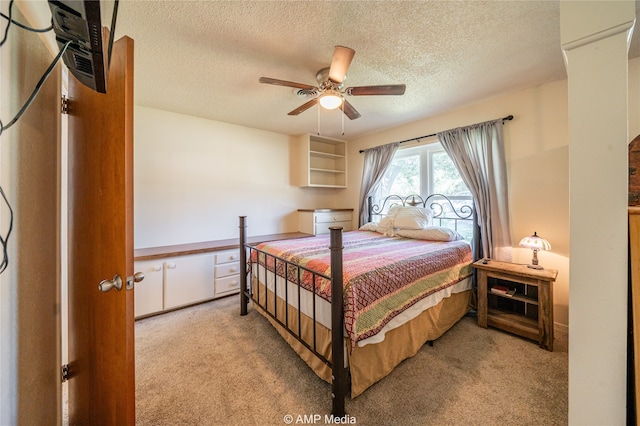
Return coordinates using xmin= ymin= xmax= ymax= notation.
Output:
xmin=61 ymin=96 xmax=69 ymax=114
xmin=61 ymin=364 xmax=69 ymax=383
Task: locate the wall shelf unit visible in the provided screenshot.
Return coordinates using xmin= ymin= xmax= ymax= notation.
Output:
xmin=298 ymin=134 xmax=347 ymax=188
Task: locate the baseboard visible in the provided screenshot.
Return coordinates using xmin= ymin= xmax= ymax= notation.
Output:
xmin=554 ymin=322 xmax=568 ymax=352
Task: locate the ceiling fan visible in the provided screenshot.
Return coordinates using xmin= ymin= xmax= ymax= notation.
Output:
xmin=259 ymin=46 xmax=406 ymax=120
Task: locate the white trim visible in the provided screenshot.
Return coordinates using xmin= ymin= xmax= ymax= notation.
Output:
xmin=561 ymin=20 xmax=634 ymax=52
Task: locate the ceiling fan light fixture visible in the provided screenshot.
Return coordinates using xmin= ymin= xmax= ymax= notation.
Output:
xmin=319 ymin=91 xmax=343 ymax=110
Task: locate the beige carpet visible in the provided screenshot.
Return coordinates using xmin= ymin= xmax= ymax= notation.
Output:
xmin=135 ymin=295 xmax=568 ymax=425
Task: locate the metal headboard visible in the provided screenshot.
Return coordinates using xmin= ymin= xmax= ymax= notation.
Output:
xmin=367 ymin=193 xmax=479 ymax=257
xmin=368 ymin=193 xmax=471 ymax=224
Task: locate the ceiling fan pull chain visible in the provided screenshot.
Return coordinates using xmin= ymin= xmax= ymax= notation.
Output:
xmin=341 ymin=101 xmax=345 ymax=135
xmin=317 ymin=103 xmax=321 ymax=135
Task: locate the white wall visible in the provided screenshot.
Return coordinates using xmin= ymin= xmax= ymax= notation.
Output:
xmin=561 ymin=2 xmax=635 ymax=423
xmin=134 ymin=106 xmax=343 ymax=248
xmin=0 ymin=4 xmax=61 ymax=424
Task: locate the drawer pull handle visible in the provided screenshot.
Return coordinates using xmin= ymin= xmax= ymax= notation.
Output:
xmin=166 ymin=262 xmax=176 ymax=269
xmin=229 ymin=267 xmax=238 ymax=273
xmin=152 ymin=265 xmax=162 ymax=272
xmin=228 ymin=255 xmax=237 ymax=261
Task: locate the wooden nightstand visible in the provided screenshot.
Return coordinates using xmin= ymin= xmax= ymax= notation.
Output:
xmin=473 ymin=259 xmax=558 ymax=351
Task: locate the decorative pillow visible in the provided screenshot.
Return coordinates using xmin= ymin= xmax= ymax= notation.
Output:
xmin=358 ymin=222 xmax=378 ymax=232
xmin=396 ymin=226 xmax=464 ymax=242
xmin=368 ymin=222 xmax=394 ymax=236
xmin=379 ymin=226 xmax=397 ymax=237
xmin=378 ymin=214 xmax=395 ymax=229
xmin=387 ymin=206 xmax=432 ymax=230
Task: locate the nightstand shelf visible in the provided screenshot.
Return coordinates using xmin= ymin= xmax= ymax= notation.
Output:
xmin=489 ymin=291 xmax=538 ymax=305
xmin=486 ymin=309 xmax=539 ymax=342
xmin=474 ymin=259 xmax=558 ymax=351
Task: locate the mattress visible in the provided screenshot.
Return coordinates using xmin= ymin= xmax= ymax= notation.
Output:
xmin=250 ymin=230 xmax=474 ymax=347
xmin=251 ymin=263 xmax=471 ymax=347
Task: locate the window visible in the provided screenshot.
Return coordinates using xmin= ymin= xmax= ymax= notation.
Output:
xmin=375 ymin=141 xmax=474 ymax=239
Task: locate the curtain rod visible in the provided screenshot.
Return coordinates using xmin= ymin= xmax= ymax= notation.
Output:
xmin=358 ymin=114 xmax=514 ymax=154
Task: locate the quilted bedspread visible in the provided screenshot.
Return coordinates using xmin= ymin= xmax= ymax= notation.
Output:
xmin=251 ymin=230 xmax=473 ymax=346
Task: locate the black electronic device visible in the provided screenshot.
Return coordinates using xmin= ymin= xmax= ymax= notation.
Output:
xmin=47 ymin=0 xmax=118 ymax=93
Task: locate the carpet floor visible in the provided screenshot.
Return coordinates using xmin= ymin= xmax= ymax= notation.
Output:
xmin=135 ymin=295 xmax=568 ymax=425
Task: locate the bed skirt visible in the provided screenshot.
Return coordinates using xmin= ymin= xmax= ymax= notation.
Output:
xmin=251 ymin=278 xmax=473 ymax=397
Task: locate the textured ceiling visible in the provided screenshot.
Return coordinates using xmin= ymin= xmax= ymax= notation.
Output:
xmin=113 ymin=1 xmax=639 ymax=140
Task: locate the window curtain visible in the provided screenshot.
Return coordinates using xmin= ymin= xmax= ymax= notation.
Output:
xmin=358 ymin=142 xmax=399 ymax=226
xmin=437 ymin=119 xmax=512 ymax=261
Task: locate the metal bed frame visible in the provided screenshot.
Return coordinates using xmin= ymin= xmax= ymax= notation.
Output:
xmin=239 ymin=194 xmax=475 ymax=416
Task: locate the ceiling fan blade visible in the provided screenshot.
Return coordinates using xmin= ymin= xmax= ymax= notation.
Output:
xmin=342 ymin=99 xmax=361 ymax=120
xmin=259 ymin=77 xmax=316 ymax=90
xmin=288 ymin=98 xmax=319 ymax=116
xmin=328 ymin=46 xmax=355 ymax=84
xmin=347 ymin=84 xmax=406 ymax=96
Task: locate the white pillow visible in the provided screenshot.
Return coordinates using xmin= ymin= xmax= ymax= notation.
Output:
xmin=378 ymin=214 xmax=395 ymax=229
xmin=396 ymin=226 xmax=464 ymax=242
xmin=358 ymin=222 xmax=378 ymax=232
xmin=387 ymin=206 xmax=432 ymax=230
xmin=367 ymin=222 xmax=394 ymax=236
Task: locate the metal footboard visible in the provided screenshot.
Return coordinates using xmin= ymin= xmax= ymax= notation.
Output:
xmin=239 ymin=216 xmax=346 ymax=416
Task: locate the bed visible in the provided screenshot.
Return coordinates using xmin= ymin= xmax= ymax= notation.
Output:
xmin=238 ymin=194 xmax=477 ymax=416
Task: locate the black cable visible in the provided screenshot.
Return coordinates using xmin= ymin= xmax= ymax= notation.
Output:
xmin=0 ymin=21 xmax=69 ymax=275
xmin=0 ymin=186 xmax=13 ymax=275
xmin=0 ymin=0 xmax=14 ymax=47
xmin=0 ymin=11 xmax=53 ymax=33
xmin=0 ymin=40 xmax=71 ymax=136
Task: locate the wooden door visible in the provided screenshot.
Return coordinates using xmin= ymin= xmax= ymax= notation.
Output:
xmin=67 ymin=35 xmax=135 ymax=424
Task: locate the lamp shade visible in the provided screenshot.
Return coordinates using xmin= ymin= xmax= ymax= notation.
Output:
xmin=318 ymin=91 xmax=343 ymax=110
xmin=519 ymin=232 xmax=551 ymax=251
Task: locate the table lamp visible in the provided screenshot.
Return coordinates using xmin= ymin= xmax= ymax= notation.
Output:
xmin=519 ymin=232 xmax=551 ymax=270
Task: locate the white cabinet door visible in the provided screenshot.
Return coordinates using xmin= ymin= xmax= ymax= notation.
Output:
xmin=134 ymin=260 xmax=164 ymax=318
xmin=164 ymin=253 xmax=215 ymax=309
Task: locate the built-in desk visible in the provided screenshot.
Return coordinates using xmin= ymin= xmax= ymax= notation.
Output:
xmin=134 ymin=232 xmax=313 ymax=260
xmin=133 ymin=232 xmax=312 ymax=318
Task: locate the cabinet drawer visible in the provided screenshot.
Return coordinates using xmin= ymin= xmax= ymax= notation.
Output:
xmin=215 ymin=274 xmax=240 ymax=297
xmin=315 ymin=220 xmax=352 ymax=235
xmin=215 ymin=261 xmax=240 ymax=278
xmin=315 ymin=212 xmax=352 ymax=223
xmin=215 ymin=249 xmax=239 ymax=264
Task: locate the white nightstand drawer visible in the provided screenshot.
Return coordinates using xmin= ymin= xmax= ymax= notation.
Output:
xmin=215 ymin=249 xmax=239 ymax=265
xmin=214 ymin=274 xmax=241 ymax=297
xmin=315 ymin=212 xmax=352 ymax=223
xmin=215 ymin=261 xmax=240 ymax=278
xmin=316 ymin=220 xmax=352 ymax=235
xmin=299 ymin=209 xmax=354 ymax=235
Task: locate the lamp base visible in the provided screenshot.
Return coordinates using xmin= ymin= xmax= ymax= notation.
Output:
xmin=527 ymin=264 xmax=544 ymax=270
